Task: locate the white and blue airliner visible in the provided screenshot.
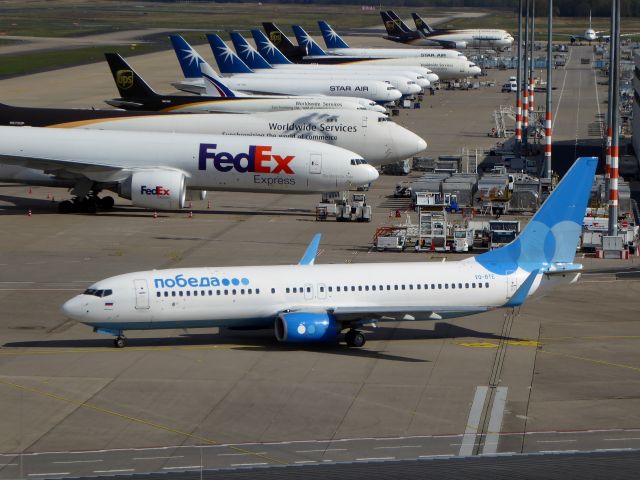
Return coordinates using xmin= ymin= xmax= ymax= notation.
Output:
xmin=62 ymin=157 xmax=597 ymax=348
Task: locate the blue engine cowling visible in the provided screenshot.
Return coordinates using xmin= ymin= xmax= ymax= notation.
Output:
xmin=275 ymin=312 xmax=339 ymax=343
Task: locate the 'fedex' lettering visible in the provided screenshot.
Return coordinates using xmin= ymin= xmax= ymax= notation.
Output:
xmin=198 ymin=144 xmax=295 ymax=175
xmin=140 ymin=185 xmax=170 ymax=196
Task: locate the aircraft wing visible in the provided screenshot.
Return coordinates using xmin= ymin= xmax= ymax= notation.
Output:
xmin=0 ymin=152 xmax=123 ymax=176
xmin=329 ymin=305 xmax=490 ymax=322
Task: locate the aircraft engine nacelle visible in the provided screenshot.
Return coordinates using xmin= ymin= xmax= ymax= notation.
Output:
xmin=453 ymin=41 xmax=467 ymax=49
xmin=275 ymin=312 xmax=339 ymax=343
xmin=121 ymin=170 xmax=186 ymax=210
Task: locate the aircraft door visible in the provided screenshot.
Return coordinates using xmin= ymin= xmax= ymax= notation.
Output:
xmin=134 ymin=279 xmax=150 ymax=310
xmin=317 ymin=283 xmax=327 ymax=300
xmin=362 ymin=115 xmax=368 ymax=128
xmin=309 ymin=153 xmax=322 ymax=174
xmin=506 ymin=271 xmax=518 ymax=300
xmin=304 ymin=283 xmax=314 ymax=300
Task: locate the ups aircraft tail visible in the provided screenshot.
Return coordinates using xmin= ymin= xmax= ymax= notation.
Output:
xmin=380 ymin=11 xmax=420 ymax=42
xmin=262 ymin=22 xmax=309 ymax=61
xmin=104 ymin=53 xmax=159 ymax=100
xmin=412 ymin=13 xmax=435 ymax=35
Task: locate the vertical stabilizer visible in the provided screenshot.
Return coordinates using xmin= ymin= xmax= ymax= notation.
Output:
xmin=104 ymin=53 xmax=159 ymax=99
xmin=207 ymin=34 xmax=254 ymax=74
xmin=291 ymin=25 xmax=327 ymax=56
xmin=318 ymin=21 xmax=350 ymax=49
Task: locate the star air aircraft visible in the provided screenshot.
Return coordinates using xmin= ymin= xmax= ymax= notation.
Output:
xmin=61 ymin=157 xmax=597 ymax=348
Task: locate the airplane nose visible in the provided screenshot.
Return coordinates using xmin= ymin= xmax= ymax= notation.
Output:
xmin=416 ymin=78 xmax=430 ymax=88
xmin=426 ymin=73 xmax=439 ymax=83
xmin=364 ymin=165 xmax=379 ymax=183
xmin=388 ymin=89 xmax=402 ymax=101
xmin=408 ymin=84 xmax=422 ymax=95
xmin=372 ymin=105 xmax=387 ymax=113
xmin=392 ymin=127 xmax=427 ymax=160
xmin=471 ymin=66 xmax=482 ymax=75
xmin=61 ymin=295 xmax=84 ymax=321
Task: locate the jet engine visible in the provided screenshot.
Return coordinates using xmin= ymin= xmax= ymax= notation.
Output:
xmin=275 ymin=312 xmax=339 ymax=343
xmin=452 ymin=41 xmax=468 ymax=49
xmin=441 ymin=40 xmax=467 ymax=49
xmin=120 ymin=170 xmax=186 ymax=210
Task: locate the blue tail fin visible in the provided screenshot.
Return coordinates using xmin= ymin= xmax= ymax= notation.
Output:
xmin=229 ymin=31 xmax=273 ymax=70
xmin=170 ymin=34 xmax=207 ymax=78
xmin=251 ymin=29 xmax=293 ymax=65
xmin=291 ymin=25 xmax=327 ymax=56
xmin=318 ymin=21 xmax=349 ymax=49
xmin=199 ymin=63 xmax=237 ymax=98
xmin=206 ymin=34 xmax=254 ymax=74
xmin=475 ymin=157 xmax=598 ymax=274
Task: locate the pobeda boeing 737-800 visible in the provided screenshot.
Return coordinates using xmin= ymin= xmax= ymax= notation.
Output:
xmin=62 ymin=157 xmax=597 ymax=348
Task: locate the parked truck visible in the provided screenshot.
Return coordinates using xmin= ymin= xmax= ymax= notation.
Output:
xmin=488 ymin=220 xmax=520 ymax=250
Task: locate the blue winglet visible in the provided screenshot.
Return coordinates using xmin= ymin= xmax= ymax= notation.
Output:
xmin=318 ymin=21 xmax=350 ymax=49
xmin=504 ymin=270 xmax=539 ymax=307
xmin=298 ymin=234 xmax=322 ymax=265
xmin=291 ymin=25 xmax=327 ymax=56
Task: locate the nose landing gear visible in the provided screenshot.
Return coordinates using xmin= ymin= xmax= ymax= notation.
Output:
xmin=114 ymin=335 xmax=127 ymax=348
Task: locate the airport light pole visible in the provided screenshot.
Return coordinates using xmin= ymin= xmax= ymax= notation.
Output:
xmin=529 ymin=0 xmax=535 ymax=117
xmin=522 ymin=0 xmax=530 ymax=146
xmin=608 ymin=0 xmax=621 ymax=236
xmin=605 ymin=0 xmax=615 ymax=218
xmin=515 ymin=0 xmax=523 ymax=147
xmin=544 ymin=0 xmax=553 ymax=179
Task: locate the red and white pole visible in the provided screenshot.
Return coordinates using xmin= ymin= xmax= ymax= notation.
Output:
xmin=523 ymin=84 xmax=529 ymax=135
xmin=529 ymin=77 xmax=535 ymax=113
xmin=515 ymin=99 xmax=522 ymax=142
xmin=544 ymin=111 xmax=552 ymax=168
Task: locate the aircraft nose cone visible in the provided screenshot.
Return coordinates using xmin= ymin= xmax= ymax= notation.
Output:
xmin=417 ymin=136 xmax=427 ymax=152
xmin=388 ymin=89 xmax=402 ymax=101
xmin=426 ymin=73 xmax=439 ymax=83
xmin=61 ymin=296 xmax=84 ymax=321
xmin=471 ymin=66 xmax=482 ymax=75
xmin=393 ymin=127 xmax=427 ymax=160
xmin=373 ymin=105 xmax=387 ymax=113
xmin=365 ymin=165 xmax=379 ymax=183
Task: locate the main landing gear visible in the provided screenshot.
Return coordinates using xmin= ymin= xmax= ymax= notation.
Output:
xmin=114 ymin=335 xmax=127 ymax=348
xmin=345 ymin=329 xmax=366 ymax=348
xmin=58 ymin=193 xmax=115 ymax=214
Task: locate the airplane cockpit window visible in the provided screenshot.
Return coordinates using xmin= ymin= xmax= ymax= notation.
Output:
xmin=83 ymin=289 xmax=112 ymax=297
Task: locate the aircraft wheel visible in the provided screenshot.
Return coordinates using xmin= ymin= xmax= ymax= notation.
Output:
xmin=345 ymin=330 xmax=366 ymax=348
xmin=84 ymin=198 xmax=98 ymax=214
xmin=58 ymin=200 xmax=73 ymax=214
xmin=114 ymin=336 xmax=126 ymax=348
xmin=100 ymin=196 xmax=115 ymax=209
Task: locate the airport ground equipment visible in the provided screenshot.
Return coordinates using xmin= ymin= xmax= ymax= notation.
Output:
xmin=488 ymin=220 xmax=520 ymax=250
xmin=394 ymin=182 xmax=413 ymax=198
xmin=453 ymin=226 xmax=475 ymax=252
xmin=336 ymin=194 xmax=372 ymax=222
xmin=373 ymin=227 xmax=408 ymax=251
xmin=415 ymin=208 xmax=449 ymax=252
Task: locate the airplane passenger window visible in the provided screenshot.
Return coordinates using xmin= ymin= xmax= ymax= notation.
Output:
xmin=438 ymin=284 xmax=442 ymax=289
xmin=286 ymin=288 xmax=290 ymax=293
xmin=208 ymin=290 xmax=212 ymax=296
xmin=256 ymin=289 xmax=260 ymax=294
xmin=478 ymin=283 xmax=483 ymax=288
xmin=365 ymin=286 xmax=369 ymax=291
xmin=465 ymin=283 xmax=469 ymax=289
xmin=193 ymin=291 xmax=197 ymax=296
xmin=379 ymin=285 xmax=383 ymax=290
xmin=394 ymin=285 xmax=398 ymax=290
xmin=472 ymin=283 xmax=476 ymax=288
xmin=320 ymin=287 xmax=325 ymax=292
xmin=372 ymin=286 xmax=376 ymax=291
xmin=459 ymin=283 xmax=463 ymax=289
xmin=386 ymin=285 xmax=391 ymax=290
xmin=351 ymin=286 xmax=355 ymax=291
xmin=409 ymin=285 xmax=414 ymax=290
xmin=293 ymin=288 xmax=297 ymax=293
xmin=358 ymin=286 xmax=363 ymax=291
xmin=424 ymin=284 xmax=429 ymax=289
xmin=306 ymin=287 xmax=311 ymax=293
xmin=451 ymin=284 xmax=456 ymax=289
xmin=248 ymin=289 xmax=252 ymax=294
xmin=186 ymin=291 xmax=190 ymax=296
xmin=445 ymin=284 xmax=449 ymax=289
xmin=271 ymin=288 xmax=275 ymax=294
xmin=336 ymin=286 xmax=341 ymax=292
xmin=172 ymin=292 xmax=176 ymax=297
xmin=328 ymin=287 xmax=332 ymax=292
xmin=485 ymin=282 xmax=489 ymax=288
xmin=401 ymin=285 xmax=406 ymax=290
xmin=164 ymin=292 xmax=169 ymax=297
xmin=179 ymin=291 xmax=183 ymax=297
xmin=224 ymin=290 xmax=229 ymax=295
xmin=431 ymin=284 xmax=436 ymax=289
xmin=217 ymin=290 xmax=221 ymax=295
xmin=232 ymin=289 xmax=236 ymax=295
xmin=201 ymin=290 xmax=205 ymax=296
xmin=156 ymin=292 xmax=161 ymax=297
xmin=417 ymin=284 xmax=421 ymax=290
xmin=240 ymin=289 xmax=245 ymax=295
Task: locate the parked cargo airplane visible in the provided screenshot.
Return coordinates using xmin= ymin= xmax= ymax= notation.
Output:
xmin=317 ymin=20 xmax=467 ymax=61
xmin=61 ymin=157 xmax=597 ymax=348
xmin=0 ymin=102 xmax=426 ymax=167
xmin=381 ymin=11 xmax=513 ymax=50
xmin=104 ymin=54 xmax=385 ymax=114
xmin=0 ymin=125 xmax=378 ymax=212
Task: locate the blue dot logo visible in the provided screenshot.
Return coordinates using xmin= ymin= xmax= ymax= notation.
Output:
xmin=222 ymin=278 xmax=230 ymax=286
xmin=231 ymin=278 xmax=240 ymax=286
xmin=241 ymin=277 xmax=249 ymax=285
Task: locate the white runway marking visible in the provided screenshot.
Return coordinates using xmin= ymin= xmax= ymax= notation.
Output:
xmin=604 ymin=437 xmax=640 ymax=441
xmin=459 ymin=386 xmax=489 ymax=456
xmin=295 ymin=448 xmax=347 ymax=453
xmin=28 ymin=473 xmax=70 ymax=477
xmin=161 ymin=465 xmax=201 ymax=470
xmin=552 ymin=47 xmax=573 ymax=130
xmin=482 ymin=387 xmax=508 ymax=455
xmin=355 ymin=457 xmax=395 ymax=461
xmin=537 ymin=439 xmax=577 ymax=443
xmin=93 ymin=469 xmax=135 ymax=473
xmin=230 ymin=463 xmax=268 ymax=467
xmin=53 ymin=459 xmax=102 ymax=464
xmin=374 ymin=445 xmax=422 ymax=449
xmin=133 ymin=455 xmax=184 ymax=460
xmin=294 ymin=460 xmax=318 ymax=464
xmin=218 ymin=452 xmax=266 ymax=456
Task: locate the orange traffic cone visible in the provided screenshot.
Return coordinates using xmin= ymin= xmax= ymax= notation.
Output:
xmin=27 ymin=209 xmax=32 ymax=216
xmin=28 ymin=187 xmax=32 ymax=194
xmin=153 ymin=211 xmax=158 ymax=219
xmin=207 ymin=200 xmax=211 ymax=209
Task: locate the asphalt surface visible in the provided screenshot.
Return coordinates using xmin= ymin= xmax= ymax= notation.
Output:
xmin=0 ymin=29 xmax=638 ymax=480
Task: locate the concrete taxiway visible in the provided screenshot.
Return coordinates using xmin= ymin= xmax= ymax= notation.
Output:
xmin=0 ymin=37 xmax=638 ymax=479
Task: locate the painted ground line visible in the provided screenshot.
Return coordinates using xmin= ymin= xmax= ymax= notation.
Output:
xmin=230 ymin=463 xmax=269 ymax=467
xmin=374 ymin=445 xmax=423 ymax=450
xmin=161 ymin=465 xmax=201 ymax=470
xmin=27 ymin=473 xmax=70 ymax=477
xmin=295 ymin=448 xmax=347 ymax=453
xmin=482 ymin=386 xmax=508 ymax=455
xmin=355 ymin=457 xmax=395 ymax=461
xmin=537 ymin=439 xmax=578 ymax=443
xmin=218 ymin=452 xmax=267 ymax=457
xmin=294 ymin=461 xmax=318 ymax=464
xmin=133 ymin=455 xmax=185 ymax=460
xmin=459 ymin=386 xmax=489 ymax=456
xmin=52 ymin=460 xmax=103 ymax=464
xmin=93 ymin=469 xmax=135 ymax=473
xmin=604 ymin=438 xmax=640 ymax=441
